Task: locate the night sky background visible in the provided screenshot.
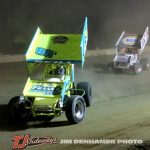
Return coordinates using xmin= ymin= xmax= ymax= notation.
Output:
xmin=0 ymin=0 xmax=150 ymax=54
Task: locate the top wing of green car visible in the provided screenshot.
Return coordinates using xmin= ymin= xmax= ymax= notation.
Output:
xmin=26 ymin=17 xmax=88 ymax=67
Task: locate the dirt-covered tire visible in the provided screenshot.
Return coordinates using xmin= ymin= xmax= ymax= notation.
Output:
xmin=76 ymin=82 xmax=92 ymax=107
xmin=133 ymin=63 xmax=143 ymax=74
xmin=8 ymin=96 xmax=31 ymax=124
xmin=140 ymin=58 xmax=149 ymax=70
xmin=65 ymin=95 xmax=86 ymax=124
xmin=114 ymin=68 xmax=122 ymax=73
xmin=108 ymin=62 xmax=114 ymax=72
xmin=108 ymin=62 xmax=122 ymax=73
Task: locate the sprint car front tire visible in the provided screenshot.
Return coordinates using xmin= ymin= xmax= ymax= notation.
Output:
xmin=8 ymin=96 xmax=31 ymax=124
xmin=133 ymin=63 xmax=143 ymax=74
xmin=76 ymin=82 xmax=92 ymax=107
xmin=108 ymin=62 xmax=114 ymax=72
xmin=65 ymin=95 xmax=86 ymax=124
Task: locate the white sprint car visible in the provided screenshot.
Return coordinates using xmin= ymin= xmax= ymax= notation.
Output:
xmin=108 ymin=27 xmax=149 ymax=74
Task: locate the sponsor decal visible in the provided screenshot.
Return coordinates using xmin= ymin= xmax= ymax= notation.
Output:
xmin=122 ymin=36 xmax=137 ymax=45
xmin=29 ymin=83 xmax=55 ymax=95
xmin=12 ymin=134 xmax=57 ymax=149
xmin=35 ymin=47 xmax=57 ymax=58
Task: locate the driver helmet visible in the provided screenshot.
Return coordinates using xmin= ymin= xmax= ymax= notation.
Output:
xmin=55 ymin=65 xmax=65 ymax=75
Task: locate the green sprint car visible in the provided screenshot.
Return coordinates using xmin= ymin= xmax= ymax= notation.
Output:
xmin=8 ymin=17 xmax=92 ymax=124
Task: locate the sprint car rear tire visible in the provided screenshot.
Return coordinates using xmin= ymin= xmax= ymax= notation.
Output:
xmin=76 ymin=82 xmax=92 ymax=107
xmin=140 ymin=58 xmax=149 ymax=70
xmin=108 ymin=62 xmax=122 ymax=73
xmin=8 ymin=96 xmax=31 ymax=124
xmin=65 ymin=95 xmax=86 ymax=124
xmin=114 ymin=68 xmax=122 ymax=73
xmin=133 ymin=63 xmax=143 ymax=74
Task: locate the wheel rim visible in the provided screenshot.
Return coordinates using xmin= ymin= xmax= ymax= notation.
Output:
xmin=137 ymin=66 xmax=142 ymax=73
xmin=74 ymin=100 xmax=85 ymax=119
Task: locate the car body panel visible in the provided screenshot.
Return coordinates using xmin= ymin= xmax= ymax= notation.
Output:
xmin=26 ymin=17 xmax=88 ymax=67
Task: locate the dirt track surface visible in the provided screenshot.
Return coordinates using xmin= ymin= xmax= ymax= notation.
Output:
xmin=1 ymin=55 xmax=150 ymax=150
